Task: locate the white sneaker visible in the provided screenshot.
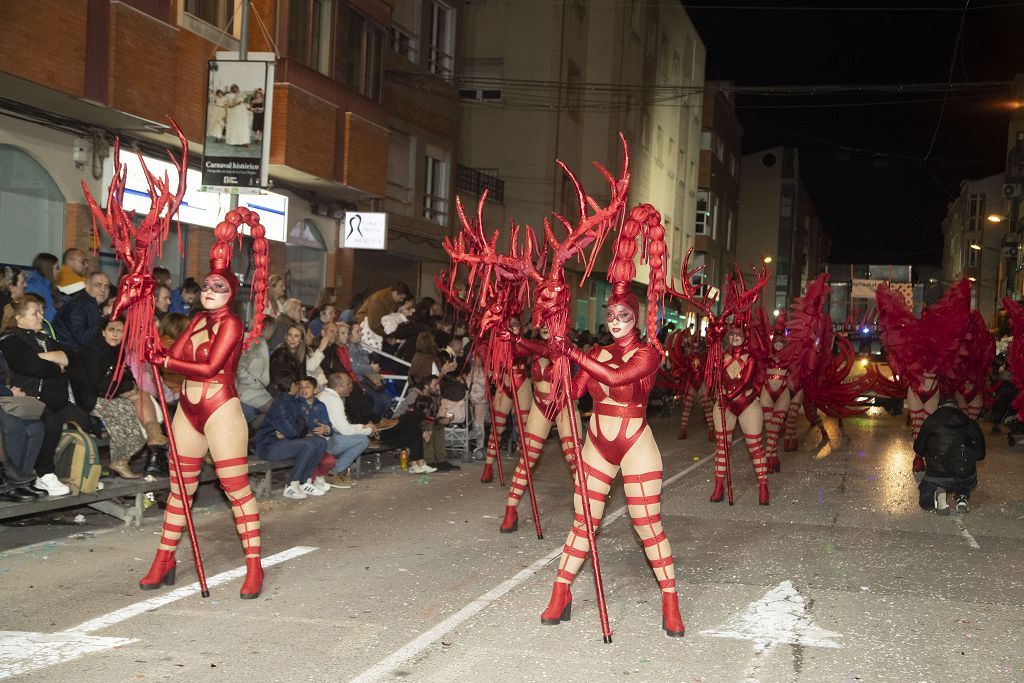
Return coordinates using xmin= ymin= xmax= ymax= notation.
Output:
xmin=420 ymin=464 xmax=437 ymax=473
xmin=35 ymin=473 xmax=70 ymax=496
xmin=312 ymin=476 xmax=331 ymax=493
xmin=934 ymin=489 xmax=949 ymax=515
xmin=408 ymin=464 xmax=424 ymax=474
xmin=283 ymin=483 xmax=307 ymax=500
xmin=301 ymin=481 xmax=326 ymax=496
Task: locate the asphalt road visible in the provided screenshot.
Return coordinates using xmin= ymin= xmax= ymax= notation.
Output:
xmin=2 ymin=409 xmax=1023 ymax=682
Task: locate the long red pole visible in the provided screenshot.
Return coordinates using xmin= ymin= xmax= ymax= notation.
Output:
xmin=565 ymin=399 xmax=613 ymax=643
xmin=151 ymin=360 xmax=210 ymax=597
xmin=509 ymin=387 xmax=543 ymax=539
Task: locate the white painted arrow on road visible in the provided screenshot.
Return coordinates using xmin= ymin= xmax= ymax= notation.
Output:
xmin=699 ymin=580 xmax=843 ymax=649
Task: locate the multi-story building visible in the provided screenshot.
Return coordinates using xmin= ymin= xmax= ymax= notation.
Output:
xmin=0 ymin=0 xmax=459 ymax=309
xmin=691 ymin=81 xmax=741 ymax=315
xmin=736 ymin=146 xmax=829 ymax=312
xmin=456 ymin=0 xmax=705 ymax=331
xmin=941 ymin=172 xmax=1011 ymax=324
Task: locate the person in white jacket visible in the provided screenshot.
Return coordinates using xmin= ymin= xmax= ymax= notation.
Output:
xmin=319 ymin=373 xmax=377 ymax=486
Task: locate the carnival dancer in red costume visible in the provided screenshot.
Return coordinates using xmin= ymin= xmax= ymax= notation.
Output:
xmin=947 ymin=309 xmax=994 ymax=421
xmin=758 ymin=311 xmax=790 ymax=473
xmin=1001 ymin=297 xmax=1024 ymax=421
xmin=541 ymin=202 xmax=684 ymax=638
xmin=777 ymin=274 xmax=832 ymax=453
xmin=497 ymin=325 xmax=581 ymax=533
xmin=670 ymin=255 xmax=772 ymax=506
xmin=140 ymin=215 xmax=270 ymax=597
xmin=669 ymin=330 xmax=714 ymax=441
xmin=877 ymin=280 xmax=970 ymax=471
xmin=479 ymin=318 xmax=533 ymax=483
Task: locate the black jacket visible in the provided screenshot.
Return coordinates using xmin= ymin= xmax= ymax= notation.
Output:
xmin=914 ymin=404 xmax=986 ymax=479
xmin=0 ymin=328 xmax=72 ymax=411
xmin=51 ymin=290 xmax=101 ymax=350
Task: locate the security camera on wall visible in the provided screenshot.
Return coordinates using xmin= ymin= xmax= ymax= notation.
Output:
xmin=72 ymin=137 xmax=88 ymax=168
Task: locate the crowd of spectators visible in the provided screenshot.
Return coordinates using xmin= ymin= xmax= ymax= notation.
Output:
xmin=0 ymin=256 xmax=484 ymax=503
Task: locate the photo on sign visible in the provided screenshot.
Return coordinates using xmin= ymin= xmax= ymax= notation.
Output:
xmin=202 ymin=60 xmax=273 ymax=189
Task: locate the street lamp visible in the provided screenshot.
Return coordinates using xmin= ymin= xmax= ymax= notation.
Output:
xmin=762 ymin=256 xmax=773 ymax=264
xmin=988 ymin=213 xmax=1008 ymax=223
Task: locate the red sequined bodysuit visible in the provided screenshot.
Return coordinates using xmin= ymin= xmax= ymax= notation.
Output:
xmin=166 ymin=308 xmax=243 ymax=431
xmin=721 ymin=348 xmax=759 ymax=416
xmin=571 ymin=331 xmax=659 ymax=465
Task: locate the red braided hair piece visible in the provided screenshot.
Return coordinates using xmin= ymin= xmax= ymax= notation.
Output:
xmin=606 ymin=203 xmax=666 ymax=353
xmin=211 ymin=207 xmax=269 ymax=351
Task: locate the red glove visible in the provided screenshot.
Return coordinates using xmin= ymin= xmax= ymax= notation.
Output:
xmin=144 ymin=336 xmax=168 ymax=367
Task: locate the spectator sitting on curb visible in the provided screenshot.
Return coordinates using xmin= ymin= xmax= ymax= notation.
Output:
xmin=914 ymin=396 xmax=986 ymax=514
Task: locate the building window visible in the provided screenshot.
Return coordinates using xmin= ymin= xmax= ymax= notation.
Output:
xmin=700 ymin=131 xmax=711 ymax=150
xmin=428 ymin=0 xmax=455 ymax=80
xmin=386 ymin=130 xmax=414 ymax=217
xmin=390 ymin=0 xmax=419 ymax=63
xmin=695 ymin=190 xmax=710 ymax=235
xmin=711 ymin=195 xmax=720 ymax=239
xmin=565 ymin=60 xmax=581 ymax=117
xmin=286 ymin=219 xmax=327 ymax=306
xmin=0 ymin=145 xmax=66 ymax=268
xmin=289 ymin=0 xmax=332 ymax=75
xmin=673 ymin=50 xmax=681 ymax=78
xmin=641 ymin=111 xmax=651 ymax=150
xmin=655 ymin=126 xmax=664 ymax=163
xmin=184 ymin=0 xmax=233 ymax=30
xmin=345 ymin=8 xmax=384 ymax=100
xmin=726 ymin=209 xmax=734 ymax=250
xmin=966 ymin=245 xmax=979 ymax=267
xmin=423 ymin=147 xmax=450 ymax=225
xmin=967 ymin=192 xmax=985 ymax=232
xmin=459 ymin=59 xmax=503 ymax=102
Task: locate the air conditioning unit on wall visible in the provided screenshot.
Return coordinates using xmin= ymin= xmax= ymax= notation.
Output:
xmin=1003 ymin=183 xmax=1022 ymax=198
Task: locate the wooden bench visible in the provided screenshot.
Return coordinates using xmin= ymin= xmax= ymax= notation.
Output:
xmin=0 ymin=459 xmax=292 ymax=529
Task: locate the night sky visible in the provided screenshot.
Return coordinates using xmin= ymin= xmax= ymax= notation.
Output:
xmin=686 ymin=0 xmax=1024 ymax=265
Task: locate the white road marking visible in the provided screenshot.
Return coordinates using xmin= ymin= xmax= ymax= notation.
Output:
xmin=0 ymin=546 xmax=318 ymax=680
xmin=351 ymin=454 xmax=713 ymax=683
xmin=699 ymin=580 xmax=843 ymax=649
xmin=954 ymin=517 xmax=981 ymax=549
xmin=0 ymin=631 xmax=135 ymax=681
xmin=72 ymin=545 xmax=317 ymax=633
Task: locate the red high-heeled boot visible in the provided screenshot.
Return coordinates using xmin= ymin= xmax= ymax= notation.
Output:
xmin=139 ymin=549 xmax=176 ymax=590
xmin=499 ymin=505 xmax=518 ymax=533
xmin=540 ymin=582 xmax=572 ymax=625
xmin=912 ymin=456 xmax=925 ymax=472
xmin=709 ymin=478 xmax=725 ymax=502
xmin=662 ymin=591 xmax=685 ymax=637
xmin=240 ymin=557 xmax=263 ymax=599
xmin=758 ymin=480 xmax=770 ymax=506
xmin=767 ymin=455 xmax=780 ymax=473
xmin=480 ymin=463 xmax=494 ymax=483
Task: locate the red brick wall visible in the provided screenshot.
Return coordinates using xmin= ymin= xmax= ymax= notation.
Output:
xmin=0 ymin=0 xmax=88 ymax=98
xmin=343 ymin=113 xmax=387 ymax=194
xmin=107 ymin=3 xmax=179 ymax=124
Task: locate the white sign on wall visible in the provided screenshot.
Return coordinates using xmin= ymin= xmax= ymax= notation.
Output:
xmin=341 ymin=211 xmax=388 ymax=250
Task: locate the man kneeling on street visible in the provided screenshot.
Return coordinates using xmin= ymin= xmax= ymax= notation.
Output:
xmin=914 ymin=396 xmax=985 ymax=514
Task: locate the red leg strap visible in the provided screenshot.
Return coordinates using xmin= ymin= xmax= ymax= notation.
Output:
xmin=231 ymin=512 xmax=260 ymax=525
xmin=625 ymin=494 xmax=661 ymax=506
xmin=622 ymin=471 xmax=662 ymax=484
xmin=238 ymin=529 xmax=262 ymax=541
xmin=557 ymin=569 xmax=577 ymax=583
xmin=563 ymin=543 xmax=588 ymax=559
xmin=741 ymin=432 xmax=762 ymax=439
xmin=658 ymin=578 xmax=677 ymax=589
xmin=581 ymin=461 xmax=614 ymax=485
xmin=214 ymin=456 xmax=250 ymax=470
xmin=574 ymin=485 xmax=608 ymax=502
xmin=219 ymin=474 xmax=252 ymax=491
xmin=631 ymin=513 xmax=661 ymax=525
xmin=649 ymin=556 xmax=675 ymax=569
xmin=640 ymin=530 xmax=667 ymax=547
xmin=228 ymin=491 xmax=256 ymax=507
xmin=165 ymin=504 xmax=186 ymax=515
xmin=163 ymin=522 xmax=184 ymax=533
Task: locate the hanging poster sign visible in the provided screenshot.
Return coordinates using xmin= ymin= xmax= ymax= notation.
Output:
xmin=341 ymin=212 xmax=388 ymax=250
xmin=201 ymin=56 xmax=274 ymax=189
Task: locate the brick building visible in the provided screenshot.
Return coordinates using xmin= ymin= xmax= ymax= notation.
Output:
xmin=0 ymin=0 xmax=459 ymax=310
